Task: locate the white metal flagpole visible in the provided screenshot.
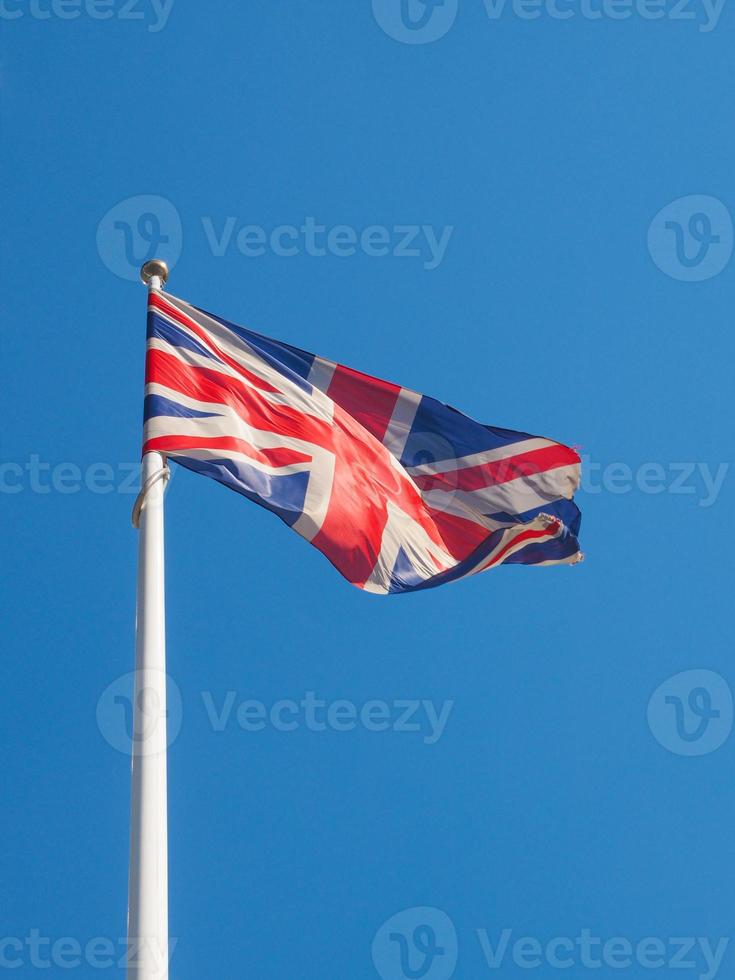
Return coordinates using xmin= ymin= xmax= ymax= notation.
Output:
xmin=126 ymin=259 xmax=172 ymax=980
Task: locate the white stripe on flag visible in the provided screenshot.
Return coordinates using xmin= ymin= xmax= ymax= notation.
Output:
xmin=383 ymin=388 xmax=422 ymax=460
xmin=405 ymin=437 xmax=557 ymax=477
xmin=307 ymin=355 xmax=337 ymax=393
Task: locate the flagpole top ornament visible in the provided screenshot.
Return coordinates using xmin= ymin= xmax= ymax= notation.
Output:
xmin=140 ymin=259 xmax=169 ymax=289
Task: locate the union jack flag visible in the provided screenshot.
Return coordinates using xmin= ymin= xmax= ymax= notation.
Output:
xmin=144 ymin=291 xmax=583 ymax=594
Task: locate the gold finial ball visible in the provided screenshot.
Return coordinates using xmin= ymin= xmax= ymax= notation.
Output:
xmin=140 ymin=259 xmax=170 ymax=287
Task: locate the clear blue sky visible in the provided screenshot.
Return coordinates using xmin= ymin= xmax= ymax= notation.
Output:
xmin=3 ymin=2 xmax=734 ymax=978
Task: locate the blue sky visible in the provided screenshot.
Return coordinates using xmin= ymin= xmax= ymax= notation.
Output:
xmin=2 ymin=2 xmax=734 ymax=978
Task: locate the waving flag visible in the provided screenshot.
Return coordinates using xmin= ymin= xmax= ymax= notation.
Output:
xmin=144 ymin=291 xmax=582 ymax=594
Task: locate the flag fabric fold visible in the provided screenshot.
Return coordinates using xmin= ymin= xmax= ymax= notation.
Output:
xmin=143 ymin=291 xmax=583 ymax=594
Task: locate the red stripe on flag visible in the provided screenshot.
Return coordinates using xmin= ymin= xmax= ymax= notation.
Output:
xmin=413 ymin=445 xmax=580 ymax=493
xmin=485 ymin=521 xmax=560 ymax=569
xmin=326 ymin=365 xmax=401 ymax=443
xmin=423 ymin=508 xmax=492 ymax=560
xmin=143 ymin=435 xmax=311 ymax=469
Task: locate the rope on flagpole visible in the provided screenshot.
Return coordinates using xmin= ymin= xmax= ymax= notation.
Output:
xmin=132 ymin=463 xmax=171 ymax=529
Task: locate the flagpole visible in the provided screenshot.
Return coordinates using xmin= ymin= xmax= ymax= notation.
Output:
xmin=127 ymin=259 xmax=171 ymax=980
